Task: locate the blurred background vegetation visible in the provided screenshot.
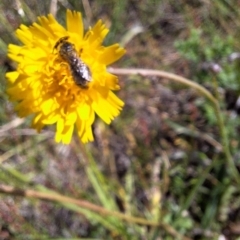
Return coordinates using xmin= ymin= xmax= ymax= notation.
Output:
xmin=1 ymin=0 xmax=240 ymax=239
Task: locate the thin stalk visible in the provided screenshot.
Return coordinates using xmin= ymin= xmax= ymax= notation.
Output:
xmin=109 ymin=68 xmax=240 ymax=184
xmin=76 ymin=142 xmax=192 ymax=239
xmin=0 ymin=184 xmax=191 ymax=240
xmin=212 ymin=76 xmax=239 ymax=182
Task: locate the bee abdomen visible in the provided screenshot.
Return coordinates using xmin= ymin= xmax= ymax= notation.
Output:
xmin=70 ymin=58 xmax=92 ymax=87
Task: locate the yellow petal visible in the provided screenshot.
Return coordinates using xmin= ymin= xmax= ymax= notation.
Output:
xmin=86 ymin=20 xmax=109 ymax=45
xmin=6 ymin=71 xmax=19 ymax=84
xmin=76 ymin=102 xmax=91 ymax=120
xmin=81 ymin=125 xmax=94 ymax=143
xmin=61 ymin=124 xmax=74 ymax=144
xmin=91 ymin=90 xmax=123 ymax=124
xmin=99 ymin=44 xmax=126 ymax=65
xmin=15 ymin=25 xmax=32 ymax=45
xmin=66 ymin=10 xmax=83 ymax=39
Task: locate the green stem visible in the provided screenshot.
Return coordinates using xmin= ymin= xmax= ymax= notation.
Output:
xmin=212 ymin=76 xmax=239 ymax=183
xmin=109 ymin=68 xmax=240 ymax=184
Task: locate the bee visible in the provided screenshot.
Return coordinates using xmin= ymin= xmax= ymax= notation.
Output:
xmin=54 ymin=36 xmax=92 ymax=88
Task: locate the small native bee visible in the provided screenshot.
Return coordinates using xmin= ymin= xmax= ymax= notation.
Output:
xmin=54 ymin=36 xmax=92 ymax=88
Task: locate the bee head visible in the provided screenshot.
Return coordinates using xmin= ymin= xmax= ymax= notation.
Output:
xmin=54 ymin=36 xmax=77 ymax=61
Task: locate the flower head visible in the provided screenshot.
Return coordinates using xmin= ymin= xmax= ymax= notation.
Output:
xmin=6 ymin=10 xmax=126 ymax=144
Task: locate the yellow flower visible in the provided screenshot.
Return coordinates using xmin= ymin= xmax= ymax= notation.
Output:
xmin=6 ymin=10 xmax=126 ymax=144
